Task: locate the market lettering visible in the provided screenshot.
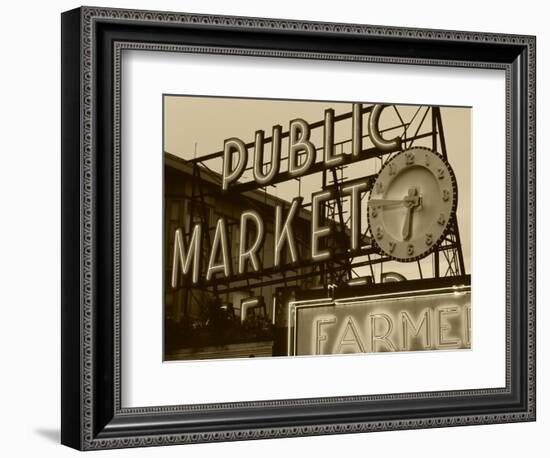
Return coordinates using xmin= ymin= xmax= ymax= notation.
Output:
xmin=205 ymin=218 xmax=231 ymax=281
xmin=310 ymin=306 xmax=470 ymax=354
xmin=172 ymin=104 xmax=400 ymax=286
xmin=221 ymin=103 xmax=398 ymax=191
xmin=238 ymin=210 xmax=264 ymax=275
xmin=172 ymin=197 xmax=307 ymax=284
xmin=274 ymin=197 xmax=301 ymax=267
xmin=401 ymin=309 xmax=431 ymax=350
xmin=334 ymin=316 xmax=366 ymax=353
xmin=370 ymin=313 xmax=398 ymax=352
xmin=171 ymin=182 xmax=370 ymax=284
xmin=171 ymin=225 xmax=201 ymax=286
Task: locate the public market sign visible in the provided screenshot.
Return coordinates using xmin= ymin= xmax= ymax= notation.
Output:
xmin=171 ymin=104 xmax=399 ymax=287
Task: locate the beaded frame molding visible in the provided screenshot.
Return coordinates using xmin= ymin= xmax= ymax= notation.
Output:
xmin=61 ymin=6 xmax=536 ymax=450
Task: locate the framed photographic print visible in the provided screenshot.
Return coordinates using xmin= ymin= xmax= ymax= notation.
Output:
xmin=61 ymin=6 xmax=536 ymax=450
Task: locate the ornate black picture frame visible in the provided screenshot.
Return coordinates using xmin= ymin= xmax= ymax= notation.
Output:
xmin=61 ymin=6 xmax=536 ymax=450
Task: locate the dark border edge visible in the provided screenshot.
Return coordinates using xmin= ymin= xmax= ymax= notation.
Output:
xmin=61 ymin=7 xmax=84 ymax=451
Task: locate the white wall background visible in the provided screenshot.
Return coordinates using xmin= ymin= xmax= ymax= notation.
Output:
xmin=0 ymin=0 xmax=544 ymax=456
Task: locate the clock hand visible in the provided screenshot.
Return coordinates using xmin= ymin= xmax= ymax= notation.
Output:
xmin=368 ymin=199 xmax=406 ymax=206
xmin=402 ymin=188 xmax=420 ymax=241
xmin=402 ymin=205 xmax=413 ymax=240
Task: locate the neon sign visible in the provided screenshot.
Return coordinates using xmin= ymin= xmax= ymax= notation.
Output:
xmin=171 ymin=104 xmax=400 ymax=287
xmin=289 ymin=286 xmax=471 ymax=356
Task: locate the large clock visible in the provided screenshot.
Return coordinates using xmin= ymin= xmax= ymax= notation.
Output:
xmin=367 ymin=147 xmax=458 ymax=262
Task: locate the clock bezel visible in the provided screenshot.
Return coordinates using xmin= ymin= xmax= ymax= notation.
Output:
xmin=367 ymin=146 xmax=459 ymax=263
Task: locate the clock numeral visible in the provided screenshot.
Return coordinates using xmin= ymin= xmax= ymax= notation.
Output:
xmin=437 ymin=168 xmax=445 ymax=180
xmin=407 ymin=244 xmax=415 ymax=256
xmin=425 ymin=233 xmax=433 ymax=245
xmin=425 ymin=153 xmax=431 ymax=166
xmin=437 ymin=214 xmax=446 ymax=226
xmin=371 ymin=206 xmax=378 ymax=218
xmin=388 ymin=162 xmax=397 ymax=176
xmin=375 ymin=226 xmax=384 ymax=239
xmin=442 ymin=189 xmax=450 ymax=202
xmin=374 ymin=181 xmax=384 ymax=194
xmin=388 ymin=241 xmax=396 ymax=253
xmin=405 ymin=152 xmax=415 ymax=165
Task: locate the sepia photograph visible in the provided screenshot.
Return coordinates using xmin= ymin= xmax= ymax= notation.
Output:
xmin=163 ymin=96 xmax=471 ymax=361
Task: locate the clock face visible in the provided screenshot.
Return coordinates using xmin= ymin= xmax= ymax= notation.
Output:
xmin=367 ymin=147 xmax=458 ymax=262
